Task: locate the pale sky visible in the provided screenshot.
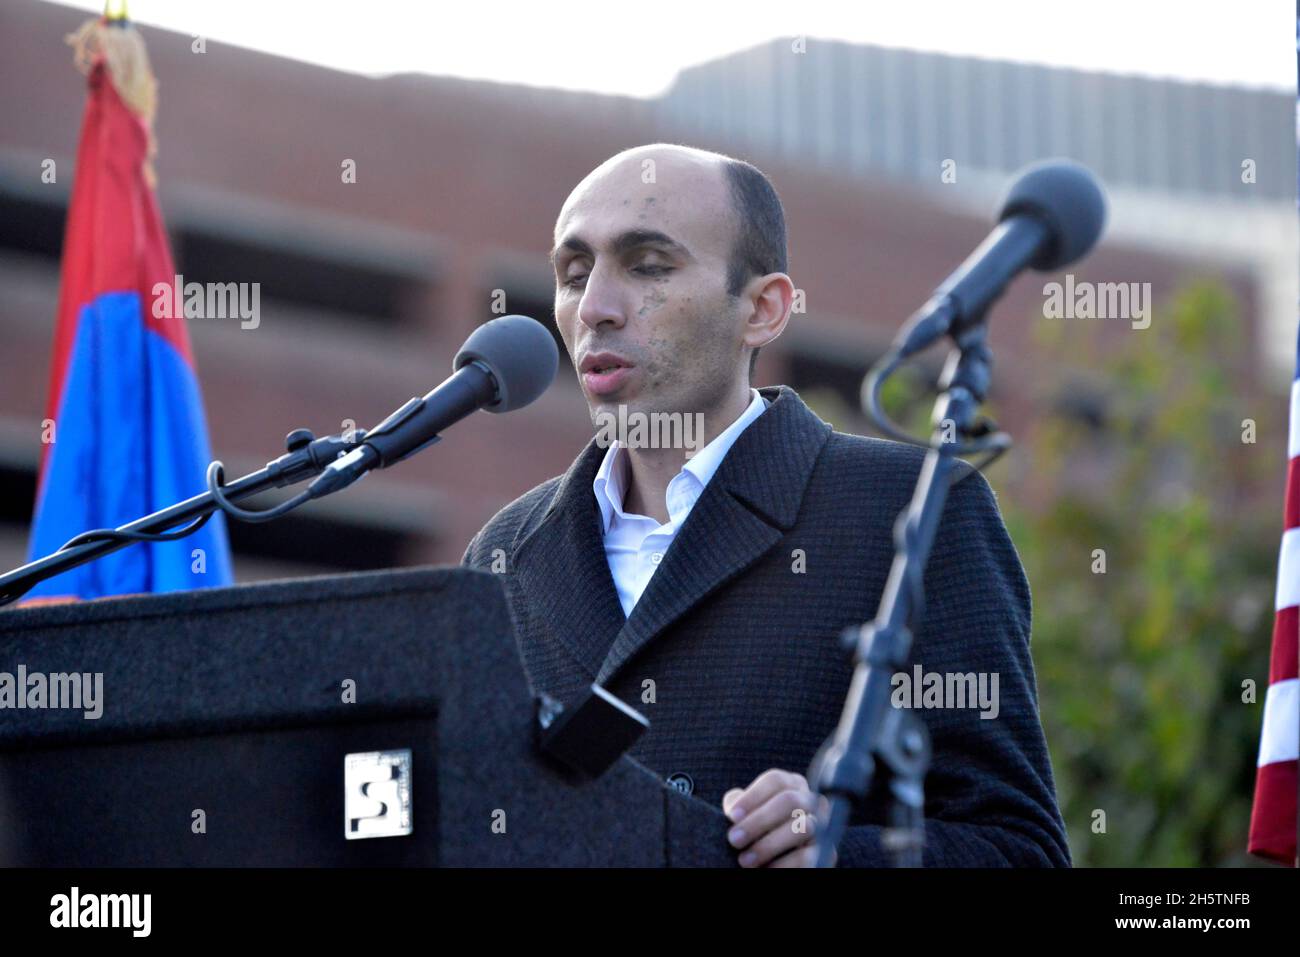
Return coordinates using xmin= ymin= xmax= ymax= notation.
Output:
xmin=45 ymin=0 xmax=1297 ymax=96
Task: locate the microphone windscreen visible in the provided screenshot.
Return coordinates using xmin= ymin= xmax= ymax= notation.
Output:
xmin=454 ymin=315 xmax=559 ymax=413
xmin=998 ymin=159 xmax=1107 ymax=271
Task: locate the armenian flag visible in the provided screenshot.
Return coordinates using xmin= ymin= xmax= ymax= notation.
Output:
xmin=24 ymin=14 xmax=232 ymax=601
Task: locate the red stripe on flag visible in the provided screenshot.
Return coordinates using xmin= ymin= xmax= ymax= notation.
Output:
xmin=1272 ymin=605 xmax=1299 ymax=684
xmin=1248 ymin=759 xmax=1298 ymax=865
xmin=41 ymin=60 xmax=196 ymax=488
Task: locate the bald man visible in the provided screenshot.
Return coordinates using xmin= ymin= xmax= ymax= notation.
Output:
xmin=462 ymin=144 xmax=1069 ymax=868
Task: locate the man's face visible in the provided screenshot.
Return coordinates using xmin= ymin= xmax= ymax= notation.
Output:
xmin=550 ymin=150 xmax=747 ymax=425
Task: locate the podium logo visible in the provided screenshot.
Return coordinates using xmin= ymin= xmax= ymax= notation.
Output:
xmin=345 ymin=749 xmax=412 ymax=840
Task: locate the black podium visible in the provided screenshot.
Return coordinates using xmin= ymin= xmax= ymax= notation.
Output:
xmin=0 ymin=567 xmax=735 ymax=866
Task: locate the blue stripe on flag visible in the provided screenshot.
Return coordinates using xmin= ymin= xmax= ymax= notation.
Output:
xmin=26 ymin=290 xmax=233 ymax=599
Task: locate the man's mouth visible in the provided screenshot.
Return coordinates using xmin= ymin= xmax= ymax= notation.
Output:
xmin=579 ymin=353 xmax=636 ymax=397
xmin=579 ymin=352 xmax=633 ymax=374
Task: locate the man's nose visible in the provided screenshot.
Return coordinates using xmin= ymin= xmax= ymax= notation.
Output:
xmin=576 ymin=265 xmax=626 ymax=332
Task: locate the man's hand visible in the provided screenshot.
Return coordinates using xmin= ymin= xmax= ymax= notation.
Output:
xmin=721 ymin=769 xmax=836 ymax=868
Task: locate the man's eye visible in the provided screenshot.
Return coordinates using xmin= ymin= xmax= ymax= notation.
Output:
xmin=562 ymin=273 xmax=588 ymax=288
xmin=633 ymin=264 xmax=672 ymax=277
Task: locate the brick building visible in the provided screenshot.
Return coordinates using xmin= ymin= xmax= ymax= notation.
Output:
xmin=0 ymin=0 xmax=1266 ymax=583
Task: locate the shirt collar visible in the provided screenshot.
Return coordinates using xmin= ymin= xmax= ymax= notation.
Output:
xmin=592 ymin=388 xmax=768 ymax=534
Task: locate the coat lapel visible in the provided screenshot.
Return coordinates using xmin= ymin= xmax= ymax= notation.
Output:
xmin=595 ymin=385 xmax=832 ymax=685
xmin=512 ymin=437 xmax=627 ymax=683
xmin=512 ymin=386 xmax=833 ymax=693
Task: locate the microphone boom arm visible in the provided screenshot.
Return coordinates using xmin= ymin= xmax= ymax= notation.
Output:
xmin=0 ymin=314 xmax=559 ymax=607
xmin=0 ymin=427 xmax=363 ymax=607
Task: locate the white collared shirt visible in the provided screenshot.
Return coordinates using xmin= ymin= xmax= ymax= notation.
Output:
xmin=592 ymin=388 xmax=769 ymax=617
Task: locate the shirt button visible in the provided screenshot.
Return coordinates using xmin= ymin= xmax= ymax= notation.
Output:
xmin=666 ymin=772 xmax=694 ymax=795
xmin=650 ymin=552 xmax=663 ymax=564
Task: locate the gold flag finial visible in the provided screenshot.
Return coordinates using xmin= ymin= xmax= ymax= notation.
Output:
xmin=67 ymin=7 xmax=159 ymax=185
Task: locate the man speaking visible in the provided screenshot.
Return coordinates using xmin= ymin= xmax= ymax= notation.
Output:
xmin=462 ymin=143 xmax=1070 ymax=868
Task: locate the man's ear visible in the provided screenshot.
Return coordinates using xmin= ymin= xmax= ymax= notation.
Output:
xmin=743 ymin=272 xmax=794 ymax=352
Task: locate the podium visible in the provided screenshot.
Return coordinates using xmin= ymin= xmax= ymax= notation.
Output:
xmin=0 ymin=567 xmax=735 ymax=866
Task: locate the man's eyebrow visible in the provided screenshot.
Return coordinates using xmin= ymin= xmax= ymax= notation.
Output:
xmin=549 ymin=235 xmax=593 ymax=267
xmin=610 ymin=229 xmax=691 ymax=258
xmin=549 ymin=229 xmax=691 ymax=267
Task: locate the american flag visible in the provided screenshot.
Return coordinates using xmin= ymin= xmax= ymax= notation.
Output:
xmin=1247 ymin=8 xmax=1300 ymax=868
xmin=1247 ymin=323 xmax=1300 ymax=865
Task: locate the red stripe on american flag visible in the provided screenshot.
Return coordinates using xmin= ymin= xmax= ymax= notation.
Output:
xmin=1247 ymin=360 xmax=1298 ymax=862
xmin=1272 ymin=605 xmax=1299 ymax=684
xmin=1249 ymin=760 xmax=1298 ymax=865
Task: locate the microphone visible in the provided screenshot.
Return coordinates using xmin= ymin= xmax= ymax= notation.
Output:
xmin=308 ymin=314 xmax=559 ymax=498
xmin=892 ymin=159 xmax=1107 ymax=358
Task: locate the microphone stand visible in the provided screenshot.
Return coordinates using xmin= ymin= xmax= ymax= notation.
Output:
xmin=0 ymin=427 xmax=364 ymax=608
xmin=807 ymin=318 xmax=1010 ymax=868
